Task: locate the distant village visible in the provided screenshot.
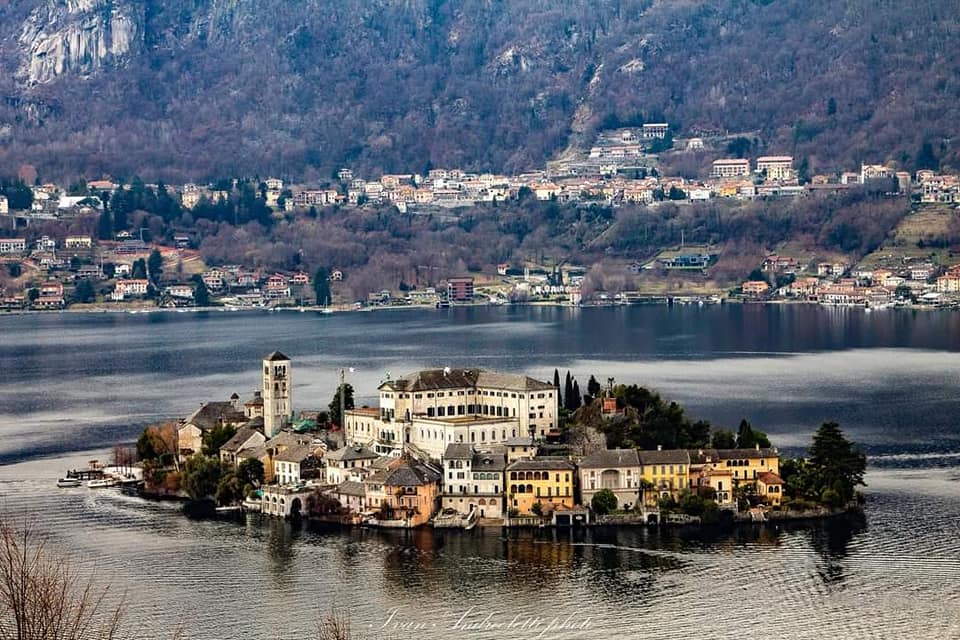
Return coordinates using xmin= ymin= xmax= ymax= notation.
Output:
xmin=158 ymin=352 xmax=787 ymax=528
xmin=3 ymin=123 xmax=960 ymax=311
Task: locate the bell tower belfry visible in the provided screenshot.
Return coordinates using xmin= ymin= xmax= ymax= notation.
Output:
xmin=262 ymin=351 xmax=292 ymax=438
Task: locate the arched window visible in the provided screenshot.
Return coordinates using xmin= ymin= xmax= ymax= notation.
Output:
xmin=510 ymin=471 xmax=517 ymax=480
xmin=510 ymin=484 xmax=517 ymax=494
xmin=526 ymin=484 xmax=533 ymax=494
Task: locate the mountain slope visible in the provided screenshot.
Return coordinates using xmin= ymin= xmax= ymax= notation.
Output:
xmin=0 ymin=0 xmax=957 ymax=180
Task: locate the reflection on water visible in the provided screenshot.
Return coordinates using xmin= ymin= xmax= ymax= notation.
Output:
xmin=0 ymin=452 xmax=958 ymax=639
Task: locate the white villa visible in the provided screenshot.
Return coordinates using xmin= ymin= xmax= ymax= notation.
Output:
xmin=344 ymin=368 xmax=559 ymax=460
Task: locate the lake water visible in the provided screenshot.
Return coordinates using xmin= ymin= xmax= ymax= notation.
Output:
xmin=0 ymin=305 xmax=959 ymax=639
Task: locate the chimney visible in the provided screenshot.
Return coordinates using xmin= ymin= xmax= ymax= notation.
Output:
xmin=657 ymin=445 xmax=662 ymax=451
xmin=755 ymin=443 xmax=760 ymax=451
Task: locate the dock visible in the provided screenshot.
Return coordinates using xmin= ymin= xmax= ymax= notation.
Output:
xmin=65 ymin=468 xmax=106 ymax=481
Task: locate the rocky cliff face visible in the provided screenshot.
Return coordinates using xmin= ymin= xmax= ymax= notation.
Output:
xmin=18 ymin=0 xmax=142 ymax=84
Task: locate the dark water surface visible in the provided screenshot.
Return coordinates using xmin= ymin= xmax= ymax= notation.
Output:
xmin=1 ymin=305 xmax=959 ymax=638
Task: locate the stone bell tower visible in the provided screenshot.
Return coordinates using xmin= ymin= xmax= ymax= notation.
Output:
xmin=262 ymin=351 xmax=292 ymax=438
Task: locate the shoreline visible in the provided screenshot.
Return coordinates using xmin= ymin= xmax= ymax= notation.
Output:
xmin=143 ymin=489 xmax=863 ymax=532
xmin=0 ymin=298 xmax=955 ymax=317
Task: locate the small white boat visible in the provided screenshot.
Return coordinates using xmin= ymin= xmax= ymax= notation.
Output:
xmin=87 ymin=478 xmax=118 ymax=489
xmin=57 ymin=478 xmax=82 ymax=488
xmin=320 ymin=308 xmax=334 ymax=314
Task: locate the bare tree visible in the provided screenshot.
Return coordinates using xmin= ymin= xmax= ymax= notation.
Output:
xmin=0 ymin=520 xmax=124 ymax=640
xmin=315 ymin=610 xmax=354 ymax=640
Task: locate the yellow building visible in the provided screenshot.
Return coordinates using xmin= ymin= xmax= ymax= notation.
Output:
xmin=380 ymin=461 xmax=442 ymax=527
xmin=756 ymin=471 xmax=785 ymax=507
xmin=638 ymin=448 xmax=691 ymax=506
xmin=506 ymin=457 xmax=575 ymax=515
xmin=716 ymin=447 xmax=780 ymax=483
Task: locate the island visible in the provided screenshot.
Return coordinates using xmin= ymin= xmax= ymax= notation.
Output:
xmin=101 ymin=352 xmax=868 ymax=530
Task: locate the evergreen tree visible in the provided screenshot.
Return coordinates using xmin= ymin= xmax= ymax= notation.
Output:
xmin=131 ymin=259 xmax=147 ymax=280
xmin=571 ymin=380 xmax=582 ymax=410
xmin=111 ymin=187 xmax=131 ymax=232
xmin=314 ymin=267 xmax=331 ymax=306
xmin=916 ymin=141 xmax=939 ymax=171
xmin=328 ymin=383 xmax=355 ymax=427
xmin=736 ymin=419 xmax=771 ymax=449
xmin=73 ymin=280 xmax=95 ymax=304
xmin=147 ymin=249 xmax=163 ymax=283
xmin=0 ymin=179 xmax=34 ymax=210
xmin=553 ymin=368 xmax=561 ymax=393
xmin=97 ymin=210 xmax=113 ymax=240
xmin=809 ymin=421 xmax=866 ymax=504
xmin=202 ymin=424 xmax=236 ymax=456
xmin=194 ymin=280 xmax=210 ymax=307
xmin=563 ymin=371 xmax=573 ymax=411
xmin=182 ymin=455 xmax=223 ymax=501
xmin=710 ymin=429 xmax=736 ymax=449
xmin=587 ymin=375 xmax=601 ymax=397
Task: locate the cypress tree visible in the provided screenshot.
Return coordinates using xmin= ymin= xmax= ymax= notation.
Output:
xmin=572 ymin=380 xmax=582 ymax=410
xmin=587 ymin=375 xmax=601 ymax=398
xmin=564 ymin=371 xmax=573 ymax=410
xmin=97 ymin=210 xmax=113 ymax=240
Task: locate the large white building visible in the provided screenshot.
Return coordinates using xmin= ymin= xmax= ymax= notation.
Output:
xmin=344 ymin=368 xmax=559 ymax=460
xmin=711 ymin=158 xmax=751 ymax=178
xmin=756 ymin=156 xmax=794 ymax=181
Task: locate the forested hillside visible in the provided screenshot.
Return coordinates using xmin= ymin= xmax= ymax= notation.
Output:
xmin=0 ymin=0 xmax=957 ymax=180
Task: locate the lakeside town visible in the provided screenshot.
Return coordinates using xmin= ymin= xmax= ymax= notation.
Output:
xmin=3 ymin=124 xmax=960 ymax=313
xmin=72 ymin=352 xmax=865 ymax=530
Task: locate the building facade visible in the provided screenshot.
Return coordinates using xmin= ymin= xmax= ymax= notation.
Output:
xmin=579 ymin=448 xmax=641 ymax=510
xmin=506 ymin=457 xmax=575 ymax=515
xmin=440 ymin=444 xmax=506 ymax=519
xmin=711 ymin=159 xmax=751 ymax=178
xmin=344 ymin=369 xmax=559 ymax=461
xmin=262 ymin=351 xmax=292 ymax=437
xmin=756 ymin=156 xmax=794 ymax=181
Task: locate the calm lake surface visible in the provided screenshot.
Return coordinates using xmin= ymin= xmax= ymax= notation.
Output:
xmin=1 ymin=305 xmax=959 ymax=639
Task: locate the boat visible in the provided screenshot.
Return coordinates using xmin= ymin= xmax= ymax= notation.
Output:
xmin=319 ymin=308 xmax=334 ymax=314
xmin=87 ymin=478 xmax=118 ymax=489
xmin=57 ymin=478 xmax=82 ymax=488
